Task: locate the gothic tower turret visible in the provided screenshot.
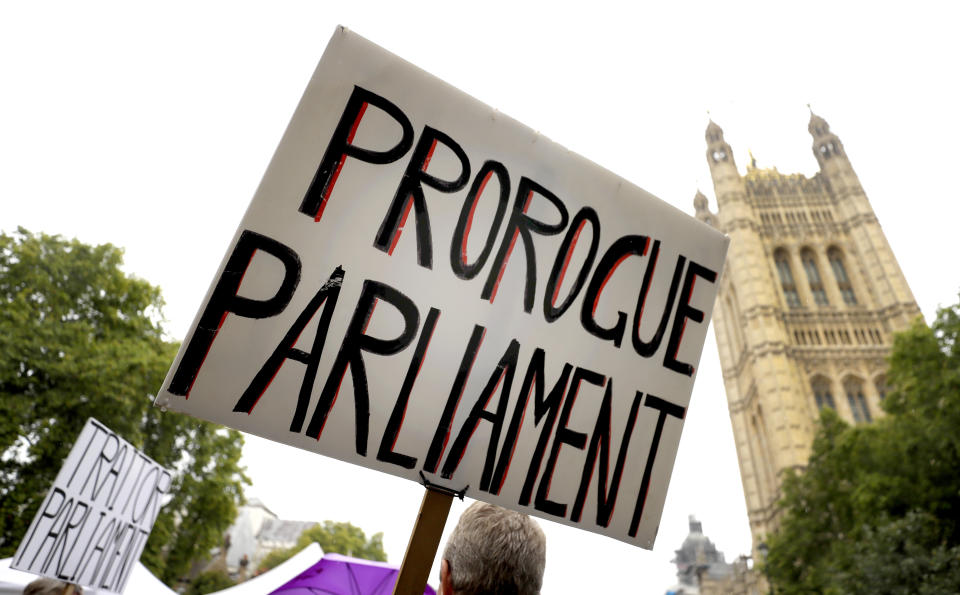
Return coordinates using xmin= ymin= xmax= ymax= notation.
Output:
xmin=809 ymin=111 xmax=917 ymax=324
xmin=693 ymin=190 xmax=716 ymax=226
xmin=809 ymin=112 xmax=845 ymax=168
xmin=693 ymin=113 xmax=920 ymax=561
xmin=705 ymin=121 xmax=739 ymax=208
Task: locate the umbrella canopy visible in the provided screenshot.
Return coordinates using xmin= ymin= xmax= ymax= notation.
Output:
xmin=269 ymin=553 xmax=435 ymax=595
xmin=208 ymin=543 xmax=324 ymax=595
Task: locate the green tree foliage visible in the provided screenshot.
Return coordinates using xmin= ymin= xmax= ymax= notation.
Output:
xmin=187 ymin=570 xmax=235 ymax=595
xmin=765 ymin=299 xmax=960 ymax=593
xmin=258 ymin=521 xmax=386 ymax=572
xmin=0 ymin=228 xmax=249 ymax=586
xmin=257 ymin=546 xmax=299 ymax=573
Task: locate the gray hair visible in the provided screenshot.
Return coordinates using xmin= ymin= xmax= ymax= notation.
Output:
xmin=22 ymin=578 xmax=82 ymax=595
xmin=442 ymin=501 xmax=546 ymax=595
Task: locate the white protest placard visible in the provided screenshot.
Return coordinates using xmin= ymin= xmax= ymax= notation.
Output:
xmin=155 ymin=27 xmax=727 ymax=549
xmin=12 ymin=418 xmax=172 ymax=593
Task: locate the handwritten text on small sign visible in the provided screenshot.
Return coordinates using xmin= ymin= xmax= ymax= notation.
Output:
xmin=12 ymin=418 xmax=172 ymax=593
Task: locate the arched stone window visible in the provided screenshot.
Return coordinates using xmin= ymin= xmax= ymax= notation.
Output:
xmin=874 ymin=375 xmax=888 ymax=401
xmin=774 ymin=249 xmax=801 ymax=308
xmin=724 ymin=286 xmax=747 ymax=358
xmin=828 ymin=247 xmax=857 ymax=305
xmin=811 ymin=376 xmax=835 ymax=411
xmin=844 ymin=377 xmax=872 ymax=423
xmin=818 ymin=141 xmax=842 ymax=158
xmin=801 ymin=248 xmax=829 ymax=306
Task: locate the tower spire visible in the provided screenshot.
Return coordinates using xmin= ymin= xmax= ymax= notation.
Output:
xmin=808 ymin=111 xmax=846 ymax=168
xmin=808 ymin=109 xmax=831 ymax=138
xmin=705 ymin=120 xmax=735 ymax=167
xmin=704 ymin=119 xmax=738 ymax=208
xmin=693 ymin=189 xmax=716 ymax=226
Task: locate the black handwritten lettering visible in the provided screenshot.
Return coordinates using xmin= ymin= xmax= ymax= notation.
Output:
xmin=423 ymin=325 xmax=486 ymax=474
xmin=482 ymin=177 xmax=569 ymax=312
xmin=119 ymin=453 xmax=152 ymax=518
xmin=581 ymin=235 xmax=649 ymax=348
xmin=571 ymin=382 xmax=642 ymax=526
xmin=76 ymin=517 xmax=117 ymax=586
xmin=305 ymin=280 xmax=419 ymax=456
xmin=535 ymin=367 xmax=605 ymax=518
xmin=70 ymin=510 xmax=106 ymax=583
xmin=22 ymin=488 xmax=67 ymax=568
xmin=633 ymin=244 xmax=684 ymax=358
xmin=451 ymin=160 xmax=511 ymax=279
xmin=441 ymin=339 xmax=520 ymax=485
xmin=544 ymin=207 xmax=600 ymax=323
xmin=377 ymin=307 xmax=441 ymax=469
xmin=54 ymin=501 xmax=90 ymax=579
xmin=663 ymin=261 xmax=718 ymax=376
xmin=66 ymin=422 xmax=107 ymax=489
xmin=168 ymin=230 xmax=302 ymax=397
xmin=78 ymin=433 xmax=118 ymax=503
xmin=508 ymin=350 xmax=572 ymax=501
xmin=299 ymin=86 xmax=415 ymax=222
xmin=375 ymin=126 xmax=471 ymax=268
xmin=130 ymin=466 xmax=160 ymax=524
xmin=629 ymin=394 xmax=686 ymax=537
xmin=234 ymin=266 xmax=345 ymax=432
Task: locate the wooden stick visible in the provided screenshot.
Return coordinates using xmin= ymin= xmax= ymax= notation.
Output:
xmin=392 ymin=488 xmax=454 ymax=595
xmin=63 ymin=585 xmax=76 ymax=595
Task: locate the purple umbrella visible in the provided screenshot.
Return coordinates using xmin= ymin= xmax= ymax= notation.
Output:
xmin=268 ymin=553 xmax=436 ymax=595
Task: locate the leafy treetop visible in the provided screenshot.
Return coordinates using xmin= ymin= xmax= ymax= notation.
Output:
xmin=258 ymin=520 xmax=387 ymax=572
xmin=0 ymin=228 xmax=249 ymax=586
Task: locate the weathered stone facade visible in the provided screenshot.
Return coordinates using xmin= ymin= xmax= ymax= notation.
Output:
xmin=693 ymin=113 xmax=920 ymax=556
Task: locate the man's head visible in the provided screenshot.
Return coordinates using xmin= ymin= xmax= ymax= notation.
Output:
xmin=22 ymin=578 xmax=82 ymax=595
xmin=440 ymin=501 xmax=546 ymax=595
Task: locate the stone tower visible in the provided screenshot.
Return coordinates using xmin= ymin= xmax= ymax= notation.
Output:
xmin=693 ymin=113 xmax=920 ymax=553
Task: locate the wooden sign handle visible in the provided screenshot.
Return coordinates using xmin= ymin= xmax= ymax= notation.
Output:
xmin=63 ymin=585 xmax=77 ymax=595
xmin=392 ymin=488 xmax=454 ymax=595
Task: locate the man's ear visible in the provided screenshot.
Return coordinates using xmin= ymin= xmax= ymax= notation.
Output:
xmin=440 ymin=559 xmax=453 ymax=595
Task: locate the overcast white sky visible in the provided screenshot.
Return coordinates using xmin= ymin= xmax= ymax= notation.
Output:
xmin=3 ymin=2 xmax=959 ymax=593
